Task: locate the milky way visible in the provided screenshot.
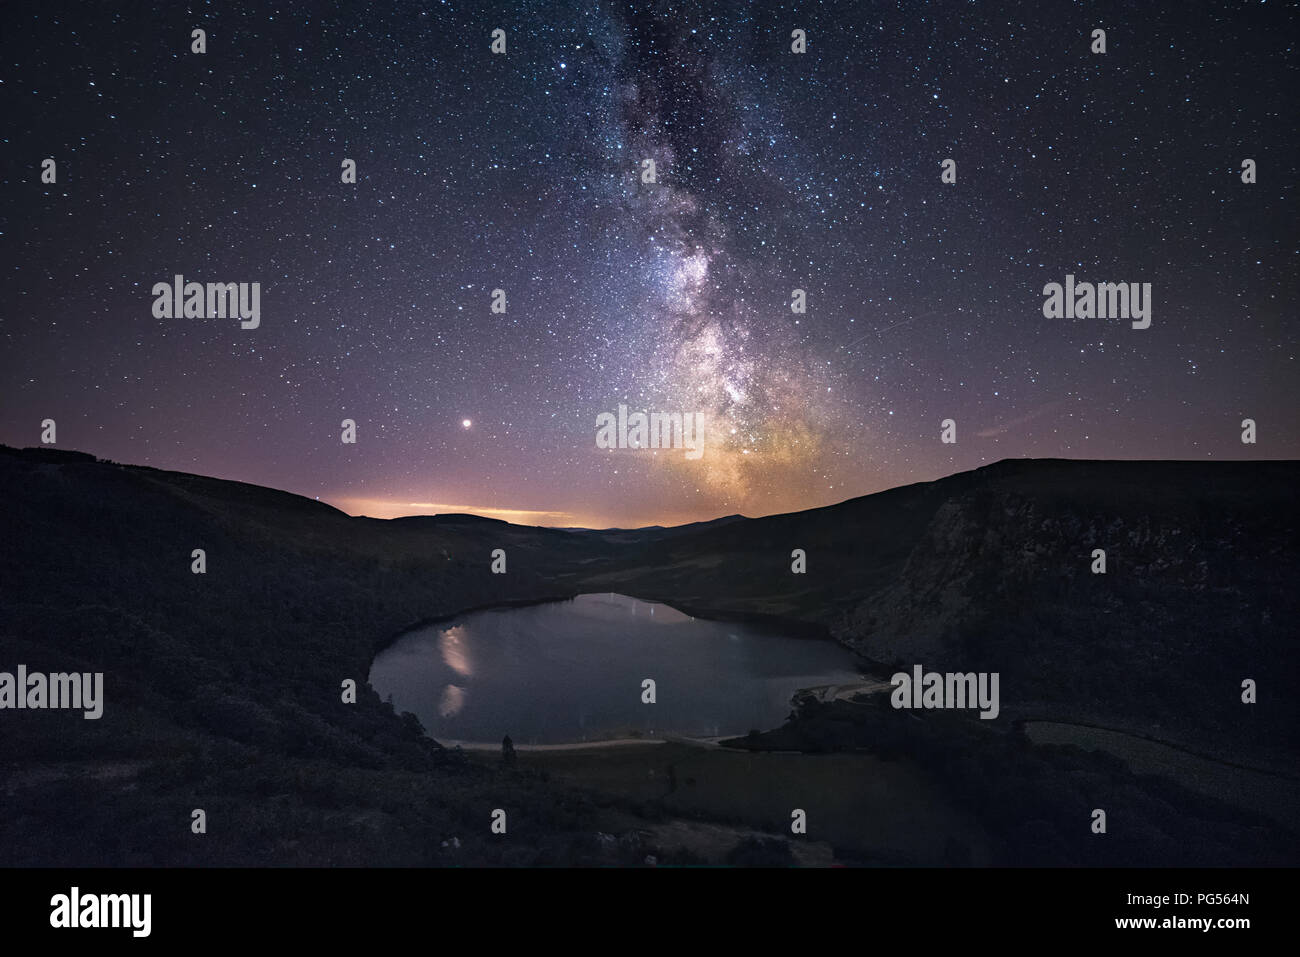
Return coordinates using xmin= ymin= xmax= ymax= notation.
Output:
xmin=2 ymin=1 xmax=1296 ymax=527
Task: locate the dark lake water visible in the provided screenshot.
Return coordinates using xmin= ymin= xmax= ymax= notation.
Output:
xmin=368 ymin=592 xmax=865 ymax=745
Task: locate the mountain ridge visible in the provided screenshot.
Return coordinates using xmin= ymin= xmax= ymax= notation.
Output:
xmin=1 ymin=443 xmax=1296 ymax=865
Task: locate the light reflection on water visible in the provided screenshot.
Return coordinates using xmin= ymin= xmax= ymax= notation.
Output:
xmin=369 ymin=593 xmax=863 ymax=745
xmin=439 ymin=627 xmax=473 ymax=677
xmin=438 ymin=684 xmax=466 ymax=717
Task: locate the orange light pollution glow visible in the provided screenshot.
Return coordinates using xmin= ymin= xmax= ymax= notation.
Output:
xmin=331 ymin=493 xmax=758 ymax=530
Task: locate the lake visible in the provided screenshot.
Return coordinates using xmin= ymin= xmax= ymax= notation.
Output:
xmin=368 ymin=592 xmax=865 ymax=745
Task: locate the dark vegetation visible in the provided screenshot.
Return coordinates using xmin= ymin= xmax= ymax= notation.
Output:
xmin=725 ymin=695 xmax=1299 ymax=866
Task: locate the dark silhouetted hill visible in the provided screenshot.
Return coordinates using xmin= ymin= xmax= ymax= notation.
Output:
xmin=2 ymin=445 xmax=1296 ymax=865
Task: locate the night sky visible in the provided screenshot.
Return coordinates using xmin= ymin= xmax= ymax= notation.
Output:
xmin=3 ymin=2 xmax=1296 ymax=528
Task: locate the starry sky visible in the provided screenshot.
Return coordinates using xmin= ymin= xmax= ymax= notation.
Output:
xmin=3 ymin=1 xmax=1296 ymax=528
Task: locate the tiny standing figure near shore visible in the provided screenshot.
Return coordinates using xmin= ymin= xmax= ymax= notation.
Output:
xmin=502 ymin=734 xmax=516 ymax=765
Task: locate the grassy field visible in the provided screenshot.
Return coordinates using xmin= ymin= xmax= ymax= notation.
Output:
xmin=479 ymin=741 xmax=993 ymax=865
xmin=1023 ymin=721 xmax=1300 ymax=832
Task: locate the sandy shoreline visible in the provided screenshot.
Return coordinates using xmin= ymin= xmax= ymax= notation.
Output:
xmin=444 ymin=736 xmax=671 ymax=752
xmin=441 ymin=681 xmax=892 ymax=753
xmin=438 ymin=679 xmax=893 ymax=753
